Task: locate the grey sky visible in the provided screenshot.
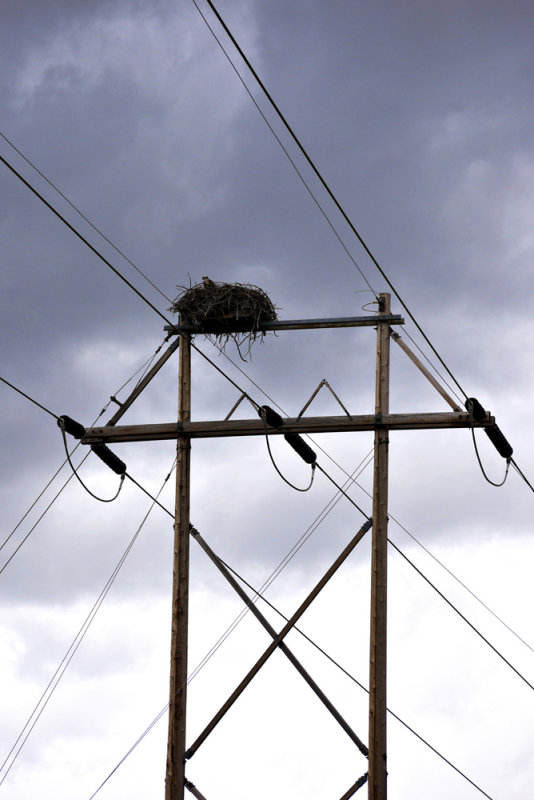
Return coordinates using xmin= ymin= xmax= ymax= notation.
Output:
xmin=1 ymin=2 xmax=533 ymax=798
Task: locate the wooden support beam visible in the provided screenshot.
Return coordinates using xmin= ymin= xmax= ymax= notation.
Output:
xmin=368 ymin=294 xmax=390 ymax=800
xmin=82 ymin=411 xmax=492 ymax=443
xmin=390 ymin=331 xmax=462 ymax=412
xmin=165 ymin=334 xmax=191 ymax=800
xmin=107 ymin=337 xmax=180 ymax=426
xmin=164 ymin=314 xmax=404 ymax=334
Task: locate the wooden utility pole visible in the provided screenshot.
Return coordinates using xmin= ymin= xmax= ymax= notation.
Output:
xmin=368 ymin=293 xmax=390 ymax=800
xmin=166 ymin=332 xmax=191 ymax=800
xmin=79 ymin=309 xmax=496 ymax=798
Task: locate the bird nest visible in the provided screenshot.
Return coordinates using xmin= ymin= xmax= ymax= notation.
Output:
xmin=171 ymin=279 xmax=278 ymax=359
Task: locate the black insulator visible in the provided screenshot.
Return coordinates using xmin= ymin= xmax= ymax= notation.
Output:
xmin=284 ymin=433 xmax=317 ymax=464
xmin=91 ymin=444 xmax=127 ymax=475
xmin=260 ymin=405 xmax=284 ymax=428
xmin=465 ymin=398 xmax=513 ymax=459
xmin=465 ymin=397 xmax=487 ymax=421
xmin=58 ymin=415 xmax=86 ymax=439
xmin=485 ymin=425 xmax=513 ymax=459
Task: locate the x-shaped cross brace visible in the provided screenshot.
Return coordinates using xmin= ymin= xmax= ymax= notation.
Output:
xmin=184 ymin=518 xmax=372 ymax=797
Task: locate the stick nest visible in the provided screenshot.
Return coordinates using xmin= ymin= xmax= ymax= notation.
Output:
xmin=171 ymin=279 xmax=278 ymax=359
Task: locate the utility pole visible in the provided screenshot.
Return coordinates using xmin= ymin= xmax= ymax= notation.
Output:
xmin=368 ymin=293 xmax=390 ymax=799
xmin=166 ymin=331 xmax=191 ymax=800
xmin=79 ymin=308 xmax=497 ymax=798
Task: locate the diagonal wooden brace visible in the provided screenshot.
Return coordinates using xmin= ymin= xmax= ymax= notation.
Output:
xmin=184 ymin=778 xmax=208 ymax=800
xmin=339 ymin=772 xmax=369 ymax=799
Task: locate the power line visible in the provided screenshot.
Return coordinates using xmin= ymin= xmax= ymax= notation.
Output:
xmin=0 ymin=131 xmax=174 ymax=305
xmin=0 ymin=375 xmax=58 ymax=419
xmin=511 ymin=458 xmax=534 ymax=493
xmin=200 ymin=334 xmax=534 ymax=662
xmin=196 ymin=0 xmax=468 ymax=400
xmin=0 ymin=153 xmax=173 ymax=326
xmin=315 ymin=463 xmax=368 ymax=518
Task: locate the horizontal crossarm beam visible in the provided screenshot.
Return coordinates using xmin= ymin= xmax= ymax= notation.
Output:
xmin=82 ymin=412 xmax=493 ymax=443
xmin=164 ymin=315 xmax=405 ymax=334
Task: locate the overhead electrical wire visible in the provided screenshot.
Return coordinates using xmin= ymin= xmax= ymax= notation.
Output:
xmin=198 ymin=335 xmax=534 ymax=658
xmin=8 ymin=114 xmax=526 ymax=528
xmin=194 ymin=0 xmax=468 ymax=400
xmin=125 ymin=470 xmax=533 ymax=705
xmin=190 ymin=339 xmax=260 ymax=410
xmin=511 ymin=458 xmax=534 ymax=493
xmin=0 ymin=153 xmax=173 ymax=326
xmin=0 ymin=375 xmax=58 ymax=419
xmin=2 ymin=12 xmax=526 ymax=520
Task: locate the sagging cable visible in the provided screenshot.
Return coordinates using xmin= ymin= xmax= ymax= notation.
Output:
xmin=259 ymin=405 xmax=316 ymax=492
xmin=465 ymin=398 xmax=512 ymax=487
xmin=58 ymin=415 xmax=126 ymax=502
